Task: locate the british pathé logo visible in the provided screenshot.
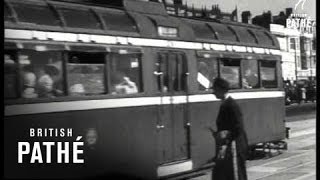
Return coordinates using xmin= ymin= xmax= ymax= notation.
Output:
xmin=286 ymin=0 xmax=315 ymax=34
xmin=18 ymin=128 xmax=84 ymax=164
xmin=295 ymin=0 xmax=307 ymax=10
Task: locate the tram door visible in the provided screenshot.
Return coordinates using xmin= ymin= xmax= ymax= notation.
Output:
xmin=156 ymin=51 xmax=190 ymax=164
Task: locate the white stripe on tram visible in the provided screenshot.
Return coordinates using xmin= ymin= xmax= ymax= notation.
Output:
xmin=157 ymin=160 xmax=193 ymax=177
xmin=4 ymin=29 xmax=282 ymax=55
xmin=5 ymin=91 xmax=284 ymax=116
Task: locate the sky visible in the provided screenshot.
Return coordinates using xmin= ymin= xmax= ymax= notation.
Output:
xmin=183 ymin=0 xmax=316 ymax=20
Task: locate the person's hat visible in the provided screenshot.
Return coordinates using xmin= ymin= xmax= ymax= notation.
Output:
xmin=211 ymin=77 xmax=230 ymax=91
xmin=38 ymin=74 xmax=53 ymax=88
xmin=23 ymin=72 xmax=37 ymax=87
xmin=69 ymin=84 xmax=85 ymax=94
xmin=44 ymin=62 xmax=61 ymax=76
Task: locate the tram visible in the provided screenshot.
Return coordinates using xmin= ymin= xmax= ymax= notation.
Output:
xmin=4 ymin=0 xmax=286 ymax=179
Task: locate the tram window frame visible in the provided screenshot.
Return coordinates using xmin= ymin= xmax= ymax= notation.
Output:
xmin=174 ymin=53 xmax=188 ymax=92
xmin=99 ymin=10 xmax=139 ymax=33
xmin=241 ymin=59 xmax=260 ymax=89
xmin=58 ymin=6 xmax=103 ymax=30
xmin=156 ymin=53 xmax=169 ymax=93
xmin=66 ymin=52 xmax=107 ymax=96
xmin=4 ymin=48 xmax=67 ymax=102
xmin=197 ymin=56 xmax=219 ymax=91
xmin=108 ymin=51 xmax=143 ymax=96
xmin=210 ymin=23 xmax=238 ymax=42
xmin=20 ymin=50 xmax=66 ymax=99
xmin=158 ymin=26 xmax=179 ymax=38
xmin=4 ymin=46 xmax=145 ymax=104
xmin=9 ymin=0 xmax=61 ymax=26
xmin=4 ymin=50 xmax=20 ymax=99
xmin=219 ymin=58 xmax=241 ymax=90
xmin=189 ymin=21 xmax=217 ymax=40
xmin=156 ymin=51 xmax=188 ymax=94
xmin=4 ymin=1 xmax=16 ymax=23
xmin=65 ymin=49 xmax=143 ymax=97
xmin=259 ymin=60 xmax=278 ymax=88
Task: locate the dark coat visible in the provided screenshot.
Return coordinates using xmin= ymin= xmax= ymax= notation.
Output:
xmin=212 ymin=96 xmax=249 ymax=180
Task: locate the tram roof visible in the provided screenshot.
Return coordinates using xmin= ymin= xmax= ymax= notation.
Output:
xmin=4 ymin=0 xmax=279 ymax=49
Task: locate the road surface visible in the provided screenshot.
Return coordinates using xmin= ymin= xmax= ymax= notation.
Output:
xmin=247 ymin=111 xmax=316 ymax=180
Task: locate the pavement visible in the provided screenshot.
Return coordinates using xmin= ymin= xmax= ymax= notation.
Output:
xmin=190 ymin=103 xmax=316 ymax=180
xmin=246 ymin=118 xmax=316 ymax=180
xmin=285 ymin=102 xmax=316 ymax=120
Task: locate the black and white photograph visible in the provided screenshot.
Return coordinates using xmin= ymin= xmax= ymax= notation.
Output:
xmin=3 ymin=0 xmax=317 ymax=179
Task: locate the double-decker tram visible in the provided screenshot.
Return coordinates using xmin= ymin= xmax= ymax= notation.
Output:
xmin=4 ymin=0 xmax=286 ymax=179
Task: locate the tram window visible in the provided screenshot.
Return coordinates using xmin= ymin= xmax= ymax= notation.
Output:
xmin=4 ymin=52 xmax=18 ymax=99
xmin=11 ymin=2 xmax=59 ymax=26
xmin=189 ymin=21 xmax=217 ymax=40
xmin=109 ymin=53 xmax=142 ymax=94
xmin=209 ymin=23 xmax=237 ymax=42
xmin=100 ymin=11 xmax=138 ymax=32
xmin=67 ymin=53 xmax=106 ymax=96
xmin=220 ymin=59 xmax=241 ymax=89
xmin=255 ymin=31 xmax=274 ymax=46
xmin=242 ymin=60 xmax=259 ymax=89
xmin=18 ymin=50 xmax=65 ymax=99
xmin=156 ymin=54 xmax=169 ymax=92
xmin=158 ymin=26 xmax=178 ymax=37
xmin=171 ymin=53 xmax=187 ymax=92
xmin=197 ymin=58 xmax=218 ymax=91
xmin=156 ymin=53 xmax=187 ymax=92
xmin=260 ymin=61 xmax=277 ymax=88
xmin=289 ymin=38 xmax=297 ymax=50
xmin=4 ymin=3 xmax=14 ymax=22
xmin=59 ymin=8 xmax=102 ymax=29
xmin=235 ymin=27 xmax=257 ymax=44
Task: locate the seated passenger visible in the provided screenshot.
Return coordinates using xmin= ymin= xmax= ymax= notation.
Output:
xmin=22 ymin=71 xmax=38 ymax=98
xmin=37 ymin=74 xmax=55 ymax=98
xmin=69 ymin=83 xmax=85 ymax=96
xmin=37 ymin=74 xmax=63 ymax=98
xmin=111 ymin=72 xmax=138 ymax=94
xmin=242 ymin=78 xmax=252 ymax=89
xmin=243 ymin=69 xmax=258 ymax=88
xmin=4 ymin=54 xmax=15 ymax=65
xmin=4 ymin=55 xmax=18 ymax=99
xmin=37 ymin=63 xmax=64 ymax=98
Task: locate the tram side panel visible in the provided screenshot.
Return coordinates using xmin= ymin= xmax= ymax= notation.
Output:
xmin=239 ymin=97 xmax=286 ymax=145
xmin=189 ymin=100 xmax=220 ymax=168
xmin=188 ymin=94 xmax=285 ymax=169
xmin=4 ymin=105 xmax=159 ymax=179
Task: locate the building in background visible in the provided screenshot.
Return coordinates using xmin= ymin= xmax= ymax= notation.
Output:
xmin=243 ymin=8 xmax=316 ymax=81
xmin=270 ymin=24 xmax=301 ymax=81
xmin=161 ymin=0 xmax=238 ymax=21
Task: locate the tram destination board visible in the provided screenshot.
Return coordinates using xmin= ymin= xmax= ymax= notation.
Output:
xmin=3 ymin=0 xmax=316 ymax=180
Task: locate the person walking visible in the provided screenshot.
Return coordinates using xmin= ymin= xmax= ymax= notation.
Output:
xmin=211 ymin=77 xmax=249 ymax=180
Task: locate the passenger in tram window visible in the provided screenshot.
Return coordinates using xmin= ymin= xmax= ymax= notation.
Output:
xmin=4 ymin=54 xmax=19 ymax=99
xmin=161 ymin=71 xmax=169 ymax=93
xmin=19 ymin=55 xmax=38 ymax=98
xmin=69 ymin=56 xmax=80 ymax=63
xmin=21 ymin=70 xmax=38 ymax=99
xmin=69 ymin=83 xmax=86 ymax=96
xmin=37 ymin=64 xmax=63 ymax=98
xmin=242 ymin=78 xmax=252 ymax=89
xmin=243 ymin=69 xmax=258 ymax=89
xmin=162 ymin=84 xmax=168 ymax=93
xmin=4 ymin=54 xmax=15 ymax=64
xmin=211 ymin=77 xmax=249 ymax=180
xmin=110 ymin=71 xmax=138 ymax=94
